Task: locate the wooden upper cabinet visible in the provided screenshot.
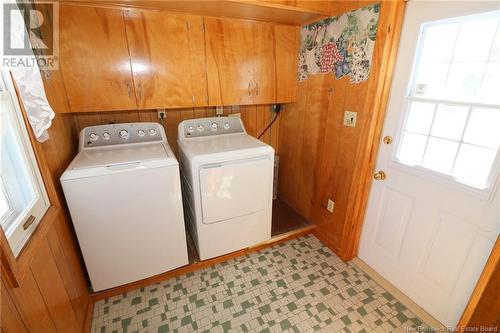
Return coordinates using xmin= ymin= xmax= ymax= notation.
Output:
xmin=124 ymin=11 xmax=208 ymax=109
xmin=274 ymin=24 xmax=299 ymax=103
xmin=205 ymin=18 xmax=277 ymax=106
xmin=253 ymin=21 xmax=276 ymax=104
xmin=59 ymin=5 xmax=137 ymax=112
xmin=205 ymin=17 xmax=255 ymax=106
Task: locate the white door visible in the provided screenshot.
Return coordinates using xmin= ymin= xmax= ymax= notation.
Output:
xmin=359 ymin=1 xmax=500 ymax=327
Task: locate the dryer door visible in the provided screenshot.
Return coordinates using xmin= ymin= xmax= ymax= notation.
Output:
xmin=199 ymin=156 xmax=272 ymax=224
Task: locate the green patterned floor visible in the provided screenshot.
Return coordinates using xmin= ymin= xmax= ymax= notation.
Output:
xmin=92 ymin=235 xmax=427 ymax=333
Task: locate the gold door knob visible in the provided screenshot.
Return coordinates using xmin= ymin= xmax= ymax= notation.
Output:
xmin=373 ymin=171 xmax=386 ymax=180
xmin=383 ymin=136 xmax=393 ymax=144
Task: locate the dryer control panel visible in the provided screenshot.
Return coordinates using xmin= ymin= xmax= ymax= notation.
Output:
xmin=80 ymin=123 xmax=165 ymax=150
xmin=178 ymin=117 xmax=245 ymax=141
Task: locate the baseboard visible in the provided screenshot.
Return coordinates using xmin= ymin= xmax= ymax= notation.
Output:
xmin=83 ymin=299 xmax=94 ymax=333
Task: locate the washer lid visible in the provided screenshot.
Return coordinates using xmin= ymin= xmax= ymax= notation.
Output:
xmin=61 ymin=143 xmax=176 ymax=180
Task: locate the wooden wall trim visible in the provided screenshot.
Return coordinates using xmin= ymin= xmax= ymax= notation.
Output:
xmin=339 ymin=0 xmax=407 ymax=261
xmin=456 ymin=235 xmax=500 ymax=328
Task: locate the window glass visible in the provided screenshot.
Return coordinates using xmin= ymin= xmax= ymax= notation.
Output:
xmin=0 ymin=73 xmax=49 ymax=256
xmin=396 ymin=11 xmax=500 ymax=190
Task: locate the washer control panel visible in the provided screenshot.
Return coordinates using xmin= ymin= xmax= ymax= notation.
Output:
xmin=82 ymin=123 xmax=164 ymax=149
xmin=179 ymin=117 xmax=245 ymax=141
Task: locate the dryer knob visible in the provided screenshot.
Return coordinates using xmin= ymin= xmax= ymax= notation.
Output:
xmin=223 ymin=122 xmax=230 ymax=129
xmin=119 ymin=130 xmax=129 ymax=139
xmin=197 ymin=124 xmax=205 ymax=132
xmin=89 ymin=133 xmax=99 ymax=141
xmin=137 ymin=129 xmax=146 ymax=137
xmin=148 ymin=128 xmax=157 ymax=136
xmin=211 ymin=122 xmax=218 ymax=130
xmin=102 ymin=132 xmax=111 ymax=140
xmin=187 ymin=125 xmax=195 ymax=133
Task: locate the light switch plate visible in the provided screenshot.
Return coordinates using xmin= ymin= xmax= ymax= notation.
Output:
xmin=344 ymin=111 xmax=357 ymax=127
xmin=216 ymin=106 xmax=224 ymax=116
xmin=327 ymin=199 xmax=335 ymax=213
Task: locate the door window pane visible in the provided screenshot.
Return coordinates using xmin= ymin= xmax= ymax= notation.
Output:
xmin=453 ymin=144 xmax=497 ymax=189
xmin=490 ymin=25 xmax=500 ymax=60
xmin=479 ymin=62 xmax=500 ymax=104
xmin=405 ymin=102 xmax=435 ymax=134
xmin=413 ymin=63 xmax=448 ymax=98
xmin=420 ymin=23 xmax=458 ymax=63
xmin=430 ymin=104 xmax=469 ymax=140
xmin=452 ymin=18 xmax=497 ymax=62
xmin=463 ymin=108 xmax=500 ymax=148
xmin=422 ymin=137 xmax=459 ymax=174
xmin=397 ymin=132 xmax=427 ymax=166
xmin=445 ymin=63 xmax=486 ymax=102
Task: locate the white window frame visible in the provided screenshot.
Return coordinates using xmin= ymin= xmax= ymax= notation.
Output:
xmin=1 ymin=71 xmax=49 ymax=257
xmin=391 ymin=11 xmax=500 ymax=200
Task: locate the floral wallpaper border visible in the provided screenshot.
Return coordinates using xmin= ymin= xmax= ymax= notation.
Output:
xmin=298 ymin=3 xmax=381 ymax=84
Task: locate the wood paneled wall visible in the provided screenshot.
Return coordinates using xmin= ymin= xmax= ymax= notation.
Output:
xmin=72 ymin=105 xmax=280 ymax=156
xmin=277 ymin=0 xmax=403 ymax=257
xmin=1 ymin=113 xmax=90 ymax=333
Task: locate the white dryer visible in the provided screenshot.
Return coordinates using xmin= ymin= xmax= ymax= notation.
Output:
xmin=178 ymin=117 xmax=274 ymax=260
xmin=61 ymin=123 xmax=188 ymax=291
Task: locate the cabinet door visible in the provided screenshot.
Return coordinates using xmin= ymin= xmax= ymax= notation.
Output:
xmin=252 ymin=21 xmax=276 ymax=104
xmin=274 ymin=24 xmax=299 ymax=103
xmin=59 ymin=5 xmax=136 ymax=112
xmin=124 ymin=11 xmax=207 ymax=109
xmin=205 ymin=17 xmax=255 ymax=106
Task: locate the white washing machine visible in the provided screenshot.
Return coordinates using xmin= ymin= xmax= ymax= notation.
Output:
xmin=61 ymin=123 xmax=188 ymax=291
xmin=178 ymin=117 xmax=274 ymax=260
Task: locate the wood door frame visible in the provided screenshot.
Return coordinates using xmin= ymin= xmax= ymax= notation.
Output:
xmin=338 ymin=0 xmax=407 ymax=261
xmin=457 ymin=235 xmax=500 ymax=329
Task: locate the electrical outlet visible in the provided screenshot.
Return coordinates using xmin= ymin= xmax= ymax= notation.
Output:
xmin=157 ymin=109 xmax=166 ymax=120
xmin=344 ymin=111 xmax=357 ymax=127
xmin=327 ymin=199 xmax=335 ymax=213
xmin=216 ymin=106 xmax=224 ymax=116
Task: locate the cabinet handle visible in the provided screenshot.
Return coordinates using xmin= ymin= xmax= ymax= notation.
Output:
xmin=255 ymin=83 xmax=259 ymax=96
xmin=248 ymin=82 xmax=251 ymax=96
xmin=126 ymin=83 xmax=132 ymax=98
xmin=137 ymin=83 xmax=143 ymax=102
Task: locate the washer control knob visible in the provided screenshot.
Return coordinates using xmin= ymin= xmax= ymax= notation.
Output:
xmin=187 ymin=125 xmax=195 ymax=133
xmin=148 ymin=128 xmax=157 ymax=136
xmin=119 ymin=129 xmax=129 ymax=139
xmin=210 ymin=122 xmax=218 ymax=130
xmin=89 ymin=133 xmax=99 ymax=141
xmin=197 ymin=124 xmax=204 ymax=132
xmin=137 ymin=129 xmax=146 ymax=137
xmin=102 ymin=132 xmax=111 ymax=140
xmin=223 ymin=122 xmax=230 ymax=129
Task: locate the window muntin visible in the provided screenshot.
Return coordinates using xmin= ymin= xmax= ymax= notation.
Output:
xmin=0 ymin=72 xmax=49 ymax=257
xmin=396 ymin=11 xmax=500 ymax=191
